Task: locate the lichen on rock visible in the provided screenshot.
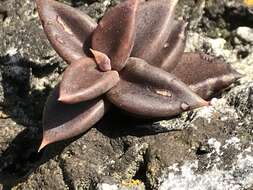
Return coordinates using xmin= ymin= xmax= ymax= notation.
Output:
xmin=0 ymin=0 xmax=252 ymax=190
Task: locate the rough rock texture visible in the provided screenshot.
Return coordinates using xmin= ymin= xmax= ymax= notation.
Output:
xmin=0 ymin=0 xmax=253 ymax=190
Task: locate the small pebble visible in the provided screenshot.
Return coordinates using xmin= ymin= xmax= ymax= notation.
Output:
xmin=236 ymin=27 xmax=253 ymax=43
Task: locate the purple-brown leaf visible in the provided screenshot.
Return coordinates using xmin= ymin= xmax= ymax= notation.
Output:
xmin=131 ymin=0 xmax=178 ymax=62
xmin=36 ymin=0 xmax=241 ymax=150
xmin=39 ymin=85 xmax=108 ymax=151
xmin=59 ymin=58 xmax=119 ymax=104
xmin=171 ymin=53 xmax=242 ymax=99
xmin=107 ymin=58 xmax=209 ymax=118
xmin=91 ymin=0 xmax=139 ymax=71
xmin=90 ymin=49 xmax=112 ymax=72
xmin=152 ymin=20 xmax=187 ymax=71
xmin=36 ymin=0 xmax=97 ymax=63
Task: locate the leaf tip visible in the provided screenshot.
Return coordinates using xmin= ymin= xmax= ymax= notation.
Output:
xmin=58 ymin=95 xmax=66 ymax=102
xmin=38 ymin=138 xmax=48 ymax=152
xmin=58 ymin=94 xmax=74 ymax=104
xmin=189 ymin=94 xmax=210 ymax=110
xmin=201 ymin=99 xmax=211 ymax=107
xmin=90 ymin=48 xmax=112 ymax=72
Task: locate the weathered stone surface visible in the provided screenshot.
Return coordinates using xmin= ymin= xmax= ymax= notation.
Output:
xmin=14 ymin=160 xmax=68 ymax=190
xmin=0 ymin=0 xmax=253 ymax=190
xmin=236 ymin=27 xmax=253 ymax=43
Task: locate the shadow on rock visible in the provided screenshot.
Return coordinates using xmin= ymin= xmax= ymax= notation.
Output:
xmin=71 ymin=0 xmax=96 ymax=7
xmin=0 ymin=105 xmax=176 ymax=189
xmin=0 ymin=54 xmax=177 ymax=189
xmin=0 ymin=54 xmax=56 ymax=127
xmin=96 ymin=106 xmax=179 ymax=138
xmin=0 ymin=127 xmax=79 ymax=189
xmin=0 ymin=53 xmax=64 ymax=188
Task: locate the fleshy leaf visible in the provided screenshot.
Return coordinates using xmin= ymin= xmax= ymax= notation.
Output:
xmin=107 ymin=57 xmax=209 ymax=118
xmin=36 ymin=0 xmax=97 ymax=63
xmin=131 ymin=0 xmax=178 ymax=62
xmin=91 ymin=0 xmax=139 ymax=71
xmin=171 ymin=53 xmax=242 ymax=99
xmin=59 ymin=58 xmax=119 ymax=104
xmin=152 ymin=20 xmax=187 ymax=71
xmin=90 ymin=49 xmax=112 ymax=72
xmin=39 ymin=85 xmax=108 ymax=151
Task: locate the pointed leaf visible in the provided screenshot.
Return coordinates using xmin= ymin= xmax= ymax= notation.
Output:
xmin=39 ymin=85 xmax=108 ymax=151
xmin=36 ymin=0 xmax=97 ymax=63
xmin=131 ymin=0 xmax=178 ymax=62
xmin=107 ymin=57 xmax=208 ymax=118
xmin=59 ymin=58 xmax=119 ymax=104
xmin=152 ymin=20 xmax=187 ymax=71
xmin=90 ymin=49 xmax=112 ymax=72
xmin=91 ymin=0 xmax=139 ymax=71
xmin=171 ymin=53 xmax=242 ymax=99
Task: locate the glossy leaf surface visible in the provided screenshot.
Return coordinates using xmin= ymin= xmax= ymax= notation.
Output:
xmin=152 ymin=20 xmax=187 ymax=71
xmin=36 ymin=0 xmax=97 ymax=63
xmin=171 ymin=53 xmax=242 ymax=99
xmin=92 ymin=0 xmax=139 ymax=71
xmin=39 ymin=85 xmax=107 ymax=151
xmin=59 ymin=58 xmax=119 ymax=104
xmin=107 ymin=58 xmax=209 ymax=118
xmin=131 ymin=0 xmax=178 ymax=62
xmin=37 ymin=0 xmax=241 ymax=150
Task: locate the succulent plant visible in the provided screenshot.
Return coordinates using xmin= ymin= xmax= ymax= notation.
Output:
xmin=36 ymin=0 xmax=241 ymax=151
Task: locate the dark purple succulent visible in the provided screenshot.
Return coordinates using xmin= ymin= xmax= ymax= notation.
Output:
xmin=36 ymin=0 xmax=241 ymax=151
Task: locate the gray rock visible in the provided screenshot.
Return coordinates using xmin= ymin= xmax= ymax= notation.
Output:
xmin=13 ymin=160 xmax=68 ymax=190
xmin=236 ymin=27 xmax=253 ymax=43
xmin=0 ymin=0 xmax=253 ymax=190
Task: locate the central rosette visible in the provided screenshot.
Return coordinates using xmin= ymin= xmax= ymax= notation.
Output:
xmin=36 ymin=0 xmax=241 ymax=150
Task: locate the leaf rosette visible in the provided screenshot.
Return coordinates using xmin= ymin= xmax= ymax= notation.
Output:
xmin=36 ymin=0 xmax=241 ymax=150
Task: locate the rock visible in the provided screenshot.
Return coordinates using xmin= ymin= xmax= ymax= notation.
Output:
xmin=227 ymin=82 xmax=253 ymax=121
xmin=13 ymin=160 xmax=68 ymax=190
xmin=145 ymin=95 xmax=253 ymax=189
xmin=0 ymin=119 xmax=25 ymax=153
xmin=0 ymin=0 xmax=68 ymax=126
xmin=185 ymin=32 xmax=238 ymax=62
xmin=236 ymin=27 xmax=253 ymax=43
xmin=97 ymin=183 xmax=119 ymax=190
xmin=1 ymin=0 xmax=59 ymax=67
xmin=0 ymin=0 xmax=253 ymax=190
xmin=97 ymin=179 xmax=145 ymax=190
xmin=158 ymin=152 xmax=253 ymax=190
